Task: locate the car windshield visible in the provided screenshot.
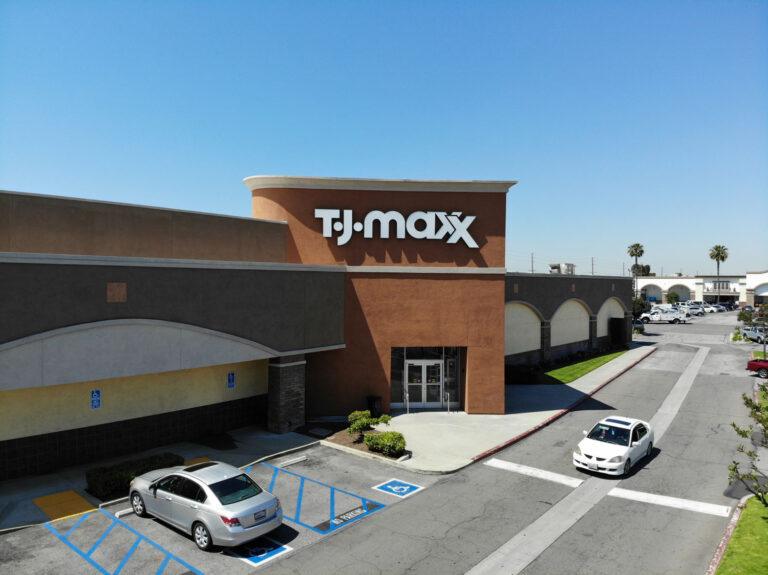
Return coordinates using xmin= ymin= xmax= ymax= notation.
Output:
xmin=209 ymin=474 xmax=262 ymax=505
xmin=587 ymin=424 xmax=630 ymax=446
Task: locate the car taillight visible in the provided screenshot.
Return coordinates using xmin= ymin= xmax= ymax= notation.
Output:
xmin=220 ymin=515 xmax=241 ymax=527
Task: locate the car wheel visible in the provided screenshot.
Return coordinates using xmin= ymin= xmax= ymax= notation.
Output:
xmin=193 ymin=522 xmax=213 ymax=551
xmin=646 ymin=442 xmax=653 ymax=459
xmin=130 ymin=492 xmax=147 ymax=517
xmin=623 ymin=459 xmax=632 ymax=476
xmin=759 ymin=369 xmax=768 ymax=379
xmin=642 ymin=318 xmax=650 ymax=324
xmin=672 ymin=319 xmax=680 ymax=324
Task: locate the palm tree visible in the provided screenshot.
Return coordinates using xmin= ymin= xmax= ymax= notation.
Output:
xmin=627 ymin=243 xmax=645 ymax=296
xmin=709 ymin=245 xmax=729 ymax=303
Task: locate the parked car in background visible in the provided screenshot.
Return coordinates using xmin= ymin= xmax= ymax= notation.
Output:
xmin=640 ymin=309 xmax=687 ymax=324
xmin=742 ymin=305 xmax=755 ymax=313
xmin=746 ymin=359 xmax=768 ymax=379
xmin=703 ymin=304 xmax=716 ymax=313
xmin=129 ymin=461 xmax=282 ymax=551
xmin=687 ymin=305 xmax=705 ymax=316
xmin=742 ymin=326 xmax=767 ymax=344
xmin=713 ymin=304 xmax=726 ymax=312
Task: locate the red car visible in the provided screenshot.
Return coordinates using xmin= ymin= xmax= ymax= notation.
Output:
xmin=747 ymin=359 xmax=768 ymax=379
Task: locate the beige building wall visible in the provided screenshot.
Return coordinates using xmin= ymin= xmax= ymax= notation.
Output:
xmin=596 ymin=298 xmax=626 ymax=337
xmin=550 ymin=299 xmax=590 ymax=346
xmin=0 ymin=360 xmax=267 ymax=441
xmin=504 ymin=303 xmax=542 ymax=355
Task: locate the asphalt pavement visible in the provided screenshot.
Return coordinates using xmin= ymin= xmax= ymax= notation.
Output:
xmin=262 ymin=312 xmax=756 ymax=575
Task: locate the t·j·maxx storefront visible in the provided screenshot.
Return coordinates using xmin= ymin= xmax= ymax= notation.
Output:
xmin=0 ymin=176 xmax=633 ymax=480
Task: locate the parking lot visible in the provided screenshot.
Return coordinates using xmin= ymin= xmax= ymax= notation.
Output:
xmin=0 ymin=445 xmax=439 ymax=574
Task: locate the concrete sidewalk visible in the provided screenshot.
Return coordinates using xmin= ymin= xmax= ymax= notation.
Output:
xmin=383 ymin=345 xmax=657 ymax=473
xmin=0 ymin=426 xmax=315 ymax=531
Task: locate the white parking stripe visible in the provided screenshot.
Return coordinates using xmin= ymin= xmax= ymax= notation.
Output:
xmin=608 ymin=488 xmax=732 ymax=517
xmin=484 ymin=458 xmax=584 ymax=488
xmin=485 ymin=458 xmax=730 ymax=517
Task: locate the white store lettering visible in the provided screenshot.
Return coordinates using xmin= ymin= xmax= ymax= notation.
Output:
xmin=315 ymin=209 xmax=478 ymax=248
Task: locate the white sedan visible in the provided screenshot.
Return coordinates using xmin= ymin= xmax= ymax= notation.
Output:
xmin=573 ymin=417 xmax=654 ymax=476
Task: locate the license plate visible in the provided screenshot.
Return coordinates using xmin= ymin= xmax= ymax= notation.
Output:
xmin=588 ymin=462 xmax=598 ymax=470
xmin=254 ymin=510 xmax=266 ymax=521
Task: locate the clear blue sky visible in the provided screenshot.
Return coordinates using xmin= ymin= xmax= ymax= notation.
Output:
xmin=1 ymin=1 xmax=765 ymax=275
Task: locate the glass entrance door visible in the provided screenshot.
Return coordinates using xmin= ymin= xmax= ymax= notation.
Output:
xmin=405 ymin=360 xmax=443 ymax=408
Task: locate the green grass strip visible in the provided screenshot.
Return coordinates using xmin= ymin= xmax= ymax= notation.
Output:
xmin=717 ymin=498 xmax=768 ymax=575
xmin=544 ymin=350 xmax=627 ymax=384
xmin=753 ymin=351 xmax=766 ymax=360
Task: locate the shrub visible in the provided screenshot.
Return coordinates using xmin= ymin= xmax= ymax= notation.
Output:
xmin=348 ymin=410 xmax=371 ymax=424
xmin=86 ymin=452 xmax=184 ymax=501
xmin=348 ymin=416 xmax=376 ymax=439
xmin=739 ymin=310 xmax=753 ymax=324
xmin=346 ymin=411 xmax=392 ymax=440
xmin=364 ymin=431 xmax=406 ymax=457
xmin=732 ymin=328 xmax=743 ymax=342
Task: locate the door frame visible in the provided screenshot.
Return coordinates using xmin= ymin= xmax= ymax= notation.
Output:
xmin=404 ymin=359 xmax=443 ymax=409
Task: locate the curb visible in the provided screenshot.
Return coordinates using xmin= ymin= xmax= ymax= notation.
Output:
xmin=705 ymin=494 xmax=753 ymax=575
xmin=471 ymin=346 xmax=658 ymax=463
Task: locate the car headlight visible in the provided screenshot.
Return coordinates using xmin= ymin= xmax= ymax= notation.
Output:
xmin=608 ymin=456 xmax=623 ymax=463
xmin=574 ymin=446 xmax=582 ymax=456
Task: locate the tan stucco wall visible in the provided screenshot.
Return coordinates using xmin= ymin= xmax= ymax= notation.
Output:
xmin=596 ymin=298 xmax=625 ymax=338
xmin=550 ymin=299 xmax=590 ymax=346
xmin=0 ymin=191 xmax=286 ymax=262
xmin=505 ymin=303 xmax=541 ymax=355
xmin=0 ymin=360 xmax=267 ymax=441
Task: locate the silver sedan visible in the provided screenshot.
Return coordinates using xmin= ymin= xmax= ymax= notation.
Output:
xmin=129 ymin=461 xmax=282 ymax=550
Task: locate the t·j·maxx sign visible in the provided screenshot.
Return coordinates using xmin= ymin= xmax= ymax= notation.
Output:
xmin=314 ymin=209 xmax=479 ymax=248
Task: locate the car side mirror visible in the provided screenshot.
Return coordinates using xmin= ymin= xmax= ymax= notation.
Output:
xmin=631 ymin=442 xmax=639 ymax=447
xmin=150 ymin=484 xmax=158 ymax=497
xmin=582 ymin=430 xmax=588 ymax=436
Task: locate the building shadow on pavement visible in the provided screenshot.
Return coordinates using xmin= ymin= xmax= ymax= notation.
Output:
xmin=505 ymin=384 xmax=615 ymax=415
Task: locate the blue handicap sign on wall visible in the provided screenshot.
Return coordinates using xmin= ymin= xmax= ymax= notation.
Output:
xmin=90 ymin=389 xmax=101 ymax=409
xmin=231 ymin=537 xmax=291 ymax=567
xmin=227 ymin=372 xmax=236 ymax=389
xmin=372 ymin=478 xmax=423 ymax=498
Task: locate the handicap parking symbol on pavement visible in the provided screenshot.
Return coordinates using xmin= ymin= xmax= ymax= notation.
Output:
xmin=372 ymin=478 xmax=423 ymax=498
xmin=230 ymin=536 xmax=292 ymax=567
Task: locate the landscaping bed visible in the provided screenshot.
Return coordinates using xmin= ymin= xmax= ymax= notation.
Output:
xmin=324 ymin=410 xmax=407 ymax=460
xmin=507 ymin=349 xmax=627 ymax=384
xmin=716 ymin=498 xmax=768 ymax=575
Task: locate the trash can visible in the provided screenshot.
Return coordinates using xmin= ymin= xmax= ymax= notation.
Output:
xmin=367 ymin=395 xmax=383 ymax=418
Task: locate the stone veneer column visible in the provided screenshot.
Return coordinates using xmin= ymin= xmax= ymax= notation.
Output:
xmin=589 ymin=315 xmax=598 ymax=350
xmin=268 ymin=355 xmax=306 ymax=434
xmin=540 ymin=321 xmax=551 ymax=364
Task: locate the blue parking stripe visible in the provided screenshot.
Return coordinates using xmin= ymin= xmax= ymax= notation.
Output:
xmin=155 ymin=555 xmax=170 ymax=575
xmin=113 ymin=536 xmax=141 ymax=575
xmin=294 ymin=477 xmax=306 ymax=522
xmin=45 ymin=522 xmax=110 ymax=575
xmin=86 ymin=518 xmax=117 ymax=556
xmin=268 ymin=466 xmax=278 ymax=492
xmin=63 ymin=511 xmax=92 ymax=538
xmin=96 ymin=509 xmax=203 ymax=575
xmin=258 ymin=463 xmax=385 ymax=535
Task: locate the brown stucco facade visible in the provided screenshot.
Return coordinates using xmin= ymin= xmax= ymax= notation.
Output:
xmin=247 ymin=177 xmax=514 ymax=415
xmin=0 ymin=190 xmax=286 ymax=262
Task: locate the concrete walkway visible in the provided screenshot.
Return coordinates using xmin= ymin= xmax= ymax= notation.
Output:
xmin=0 ymin=426 xmax=315 ymax=531
xmin=384 ymin=345 xmax=657 ymax=473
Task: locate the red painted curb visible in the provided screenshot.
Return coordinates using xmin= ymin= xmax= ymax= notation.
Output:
xmin=471 ymin=346 xmax=658 ymax=462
